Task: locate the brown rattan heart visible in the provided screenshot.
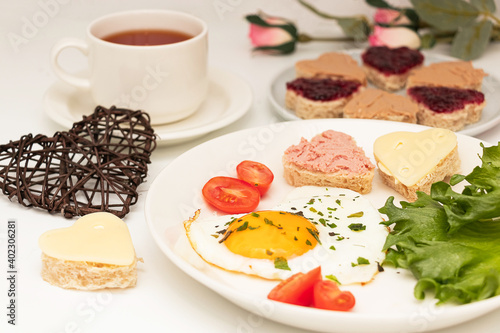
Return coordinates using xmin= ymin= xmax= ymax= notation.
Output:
xmin=0 ymin=106 xmax=156 ymax=218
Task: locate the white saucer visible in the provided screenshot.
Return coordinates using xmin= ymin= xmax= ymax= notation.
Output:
xmin=43 ymin=68 xmax=252 ymax=145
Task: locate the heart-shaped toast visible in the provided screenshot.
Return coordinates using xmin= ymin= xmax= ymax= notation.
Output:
xmin=0 ymin=106 xmax=156 ymax=218
xmin=295 ymin=52 xmax=367 ymax=85
xmin=373 ymin=128 xmax=460 ymax=201
xmin=39 ymin=212 xmax=135 ymax=265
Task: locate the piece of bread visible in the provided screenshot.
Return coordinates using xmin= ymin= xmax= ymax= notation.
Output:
xmin=39 ymin=212 xmax=139 ymax=290
xmin=363 ymin=64 xmax=421 ymax=92
xmin=373 ymin=128 xmax=460 ymax=202
xmin=295 ymin=52 xmax=367 ymax=86
xmin=41 ymin=253 xmax=138 ymax=290
xmin=285 ymin=77 xmax=362 ymax=119
xmin=407 ymin=86 xmax=486 ymax=131
xmin=283 ymin=130 xmax=375 ymax=194
xmin=406 ymin=61 xmax=487 ymax=91
xmin=361 ymin=46 xmax=424 ymax=92
xmin=343 ymin=88 xmax=417 ymax=123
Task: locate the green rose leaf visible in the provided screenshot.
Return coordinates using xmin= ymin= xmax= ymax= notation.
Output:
xmin=403 ymin=8 xmax=420 ymax=28
xmin=410 ymin=0 xmax=480 ymax=31
xmin=470 ymin=0 xmax=496 ymax=13
xmin=337 ymin=17 xmax=371 ymax=41
xmin=451 ymin=19 xmax=493 ymax=60
xmin=253 ymin=41 xmax=297 ymax=55
xmin=420 ymin=33 xmax=437 ymax=49
xmin=365 ymin=0 xmax=393 ymax=9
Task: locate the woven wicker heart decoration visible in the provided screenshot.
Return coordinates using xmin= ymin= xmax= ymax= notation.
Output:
xmin=0 ymin=106 xmax=156 ymax=218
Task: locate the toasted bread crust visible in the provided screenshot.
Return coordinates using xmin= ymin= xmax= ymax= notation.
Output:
xmin=375 ymin=146 xmax=460 ymax=202
xmin=41 ymin=253 xmax=138 ymax=290
xmin=362 ymin=64 xmax=420 ymax=92
xmin=285 ymin=89 xmax=359 ymax=119
xmin=414 ymin=101 xmax=485 ymax=131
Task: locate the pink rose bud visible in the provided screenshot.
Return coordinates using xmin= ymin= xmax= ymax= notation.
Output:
xmin=368 ymin=26 xmax=421 ymax=49
xmin=373 ymin=8 xmax=411 ymax=26
xmin=245 ymin=13 xmax=298 ymax=54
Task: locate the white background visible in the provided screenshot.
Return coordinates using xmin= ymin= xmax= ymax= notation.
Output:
xmin=1 ymin=0 xmax=500 ymax=332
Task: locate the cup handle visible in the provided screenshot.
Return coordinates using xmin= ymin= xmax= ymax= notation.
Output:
xmin=50 ymin=38 xmax=91 ymax=89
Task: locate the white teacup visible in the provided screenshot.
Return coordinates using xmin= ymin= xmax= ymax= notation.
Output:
xmin=51 ymin=10 xmax=208 ymax=125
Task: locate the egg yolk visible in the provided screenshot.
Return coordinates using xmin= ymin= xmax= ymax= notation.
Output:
xmin=222 ymin=211 xmax=319 ymax=260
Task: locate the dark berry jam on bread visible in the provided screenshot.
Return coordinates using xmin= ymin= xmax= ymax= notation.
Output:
xmin=286 ymin=78 xmax=361 ymax=102
xmin=407 ymin=86 xmax=484 ymax=113
xmin=362 ymin=46 xmax=424 ymax=75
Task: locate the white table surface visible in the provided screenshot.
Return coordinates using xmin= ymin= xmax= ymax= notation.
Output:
xmin=1 ymin=1 xmax=500 ymax=332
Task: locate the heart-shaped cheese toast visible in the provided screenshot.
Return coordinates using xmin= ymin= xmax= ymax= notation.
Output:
xmin=39 ymin=212 xmax=138 ymax=290
xmin=373 ymin=128 xmax=460 ymax=201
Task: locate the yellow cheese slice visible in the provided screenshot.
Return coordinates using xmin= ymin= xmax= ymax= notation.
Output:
xmin=373 ymin=128 xmax=457 ymax=186
xmin=39 ymin=212 xmax=135 ymax=266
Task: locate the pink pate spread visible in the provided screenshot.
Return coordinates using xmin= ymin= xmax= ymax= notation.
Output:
xmin=284 ymin=130 xmax=374 ymax=174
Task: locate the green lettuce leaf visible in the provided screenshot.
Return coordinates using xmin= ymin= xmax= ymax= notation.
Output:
xmin=380 ymin=143 xmax=500 ymax=304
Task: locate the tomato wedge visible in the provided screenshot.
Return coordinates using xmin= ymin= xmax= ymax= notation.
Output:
xmin=236 ymin=160 xmax=274 ymax=196
xmin=267 ymin=266 xmax=321 ymax=306
xmin=313 ymin=280 xmax=355 ymax=311
xmin=202 ymin=176 xmax=260 ymax=214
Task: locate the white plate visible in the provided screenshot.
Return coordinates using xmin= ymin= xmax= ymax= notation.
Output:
xmin=145 ymin=119 xmax=500 ymax=333
xmin=268 ymin=50 xmax=500 ymax=136
xmin=43 ymin=68 xmax=252 ymax=145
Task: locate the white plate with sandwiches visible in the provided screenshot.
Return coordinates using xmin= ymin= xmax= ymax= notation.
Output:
xmin=145 ymin=118 xmax=500 ymax=333
xmin=268 ymin=50 xmax=500 ymax=137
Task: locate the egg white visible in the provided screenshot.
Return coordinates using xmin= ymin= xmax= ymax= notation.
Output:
xmin=184 ymin=186 xmax=388 ymax=284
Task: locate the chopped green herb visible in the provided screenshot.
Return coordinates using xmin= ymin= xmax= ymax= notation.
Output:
xmin=237 ymin=221 xmax=249 ymax=231
xmin=319 ymin=218 xmax=327 ymax=226
xmin=306 ymin=239 xmax=312 ymax=246
xmin=211 ymin=234 xmax=219 ymax=238
xmin=307 ymin=198 xmax=315 ymax=205
xmin=248 ymin=225 xmax=260 ymax=230
xmin=317 ymin=211 xmax=324 ymax=216
xmin=348 ymin=223 xmax=366 ymax=231
xmin=225 ymin=218 xmax=237 ymax=226
xmin=309 ymin=207 xmax=317 ymax=213
xmin=251 ymin=212 xmax=260 ymax=217
xmin=336 ymin=199 xmax=342 ymax=206
xmin=327 ymin=207 xmax=337 ymax=211
xmin=347 ymin=211 xmax=364 ymax=218
xmin=352 ymin=257 xmax=370 ymax=267
xmin=264 ymin=218 xmax=274 ymax=226
xmin=274 ymin=257 xmax=291 ymax=271
xmin=327 ymin=222 xmax=337 ymax=228
xmin=329 ymin=245 xmax=336 ymax=250
xmin=307 ymin=227 xmax=321 ymax=245
xmin=325 ymin=275 xmax=341 ymax=284
xmin=294 ymin=236 xmax=298 ymax=241
xmin=336 ymin=236 xmax=345 ymax=241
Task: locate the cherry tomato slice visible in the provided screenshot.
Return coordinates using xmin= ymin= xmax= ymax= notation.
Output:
xmin=313 ymin=280 xmax=355 ymax=311
xmin=236 ymin=160 xmax=274 ymax=196
xmin=267 ymin=266 xmax=321 ymax=306
xmin=202 ymin=176 xmax=260 ymax=214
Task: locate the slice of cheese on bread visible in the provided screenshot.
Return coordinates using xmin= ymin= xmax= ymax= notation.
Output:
xmin=39 ymin=212 xmax=139 ymax=290
xmin=373 ymin=128 xmax=460 ymax=201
